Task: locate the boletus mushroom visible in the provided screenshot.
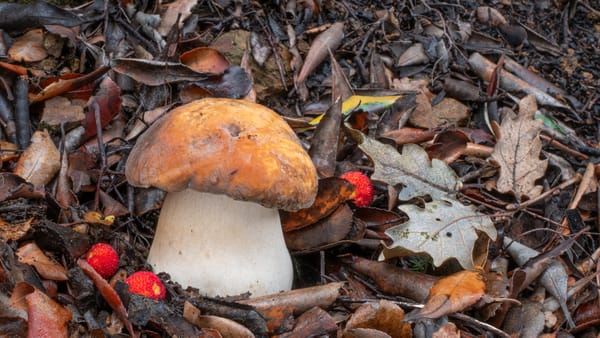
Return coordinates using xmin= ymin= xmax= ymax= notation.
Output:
xmin=125 ymin=98 xmax=318 ymax=297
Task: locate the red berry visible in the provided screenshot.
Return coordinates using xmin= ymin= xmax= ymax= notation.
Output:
xmin=125 ymin=271 xmax=166 ymax=300
xmin=340 ymin=171 xmax=374 ymax=207
xmin=85 ymin=243 xmax=119 ymax=279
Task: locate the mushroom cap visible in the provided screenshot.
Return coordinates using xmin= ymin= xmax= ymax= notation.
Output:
xmin=125 ymin=98 xmax=318 ymax=211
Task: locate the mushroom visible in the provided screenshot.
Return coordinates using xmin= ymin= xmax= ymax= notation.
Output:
xmin=125 ymin=98 xmax=318 ymax=297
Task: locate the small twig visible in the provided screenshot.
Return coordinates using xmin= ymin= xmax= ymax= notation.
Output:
xmin=450 ymin=312 xmax=511 ymax=338
xmin=505 ymin=174 xmax=581 ymax=210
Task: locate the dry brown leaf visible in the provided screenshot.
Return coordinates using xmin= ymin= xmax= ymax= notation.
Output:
xmin=11 ymin=282 xmax=72 ymax=337
xmin=343 ymin=300 xmax=412 ymax=338
xmin=239 ymin=282 xmax=345 ymax=315
xmin=0 ymin=217 xmax=33 ymax=241
xmin=16 ymin=242 xmax=68 ymax=281
xmin=407 ymin=270 xmax=486 ymax=320
xmin=8 ymin=29 xmax=48 ymax=62
xmin=491 ymin=94 xmax=548 ymax=200
xmin=157 ymin=0 xmax=197 ymax=36
xmin=408 ymin=97 xmax=470 ymax=129
xmin=183 ymin=301 xmax=255 ymax=338
xmin=296 ymin=22 xmax=344 ymax=85
xmin=13 ymin=130 xmax=60 ymax=187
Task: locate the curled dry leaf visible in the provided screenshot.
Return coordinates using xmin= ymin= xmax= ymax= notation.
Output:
xmin=475 ymin=6 xmax=507 ymax=26
xmin=406 ymin=270 xmax=486 ymax=321
xmin=383 ymin=198 xmax=497 ymax=270
xmin=13 ymin=130 xmax=60 ymax=187
xmin=343 ymin=300 xmax=412 ymax=337
xmin=339 ymin=254 xmax=437 ymax=302
xmin=281 ymin=177 xmax=354 ymax=232
xmin=397 ymin=43 xmax=429 ymax=67
xmin=184 ymin=301 xmax=255 ymax=338
xmin=239 ymin=282 xmax=345 ymax=316
xmin=180 ymin=47 xmax=230 ymax=74
xmin=16 ymin=242 xmax=68 ymax=281
xmin=491 ymin=94 xmax=548 ymax=200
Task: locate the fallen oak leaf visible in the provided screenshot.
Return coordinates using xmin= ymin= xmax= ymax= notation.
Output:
xmin=491 ymin=94 xmax=548 ymax=200
xmin=353 ymin=131 xmax=462 ymax=200
xmin=382 ymin=198 xmax=497 ymax=270
xmin=77 ymin=259 xmax=135 ymax=337
xmin=405 ymin=269 xmax=486 ymax=321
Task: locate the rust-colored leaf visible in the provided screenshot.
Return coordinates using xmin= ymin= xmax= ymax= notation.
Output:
xmin=285 ymin=204 xmax=356 ymax=253
xmin=10 ymin=282 xmax=71 ymax=338
xmin=181 ymin=47 xmax=230 ymax=74
xmin=13 ymin=130 xmax=60 ymax=187
xmin=407 ymin=270 xmax=486 ymax=321
xmin=82 ymin=76 xmax=122 ymax=139
xmin=296 ymin=22 xmax=344 ymax=84
xmin=29 ymin=66 xmax=110 ymax=104
xmin=281 ymin=177 xmax=354 ymax=232
xmin=343 ymin=300 xmax=412 ymax=338
xmin=491 ymin=94 xmax=548 ymax=200
xmin=77 ymin=259 xmax=135 ymax=337
xmin=16 ymin=242 xmax=68 ymax=281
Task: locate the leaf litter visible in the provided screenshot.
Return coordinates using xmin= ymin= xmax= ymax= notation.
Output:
xmin=0 ymin=0 xmax=599 ymax=337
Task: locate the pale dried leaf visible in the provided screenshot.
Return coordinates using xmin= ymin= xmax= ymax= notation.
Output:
xmin=8 ymin=29 xmax=48 ymax=62
xmin=357 ymin=134 xmax=461 ymax=200
xmin=383 ymin=199 xmax=496 ymax=269
xmin=491 ymin=94 xmax=547 ymax=200
xmin=14 ymin=130 xmax=60 ymax=187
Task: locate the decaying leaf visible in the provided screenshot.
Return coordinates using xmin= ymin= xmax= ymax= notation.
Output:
xmin=491 ymin=94 xmax=548 ymax=200
xmin=356 ymin=133 xmax=462 ymax=200
xmin=382 ymin=199 xmax=497 ymax=269
xmin=343 ymin=300 xmax=412 ymax=337
xmin=8 ymin=29 xmax=47 ymax=62
xmin=406 ymin=270 xmax=486 ymax=320
xmin=16 ymin=242 xmax=68 ymax=281
xmin=22 ymin=284 xmax=72 ymax=337
xmin=13 ymin=130 xmax=60 ymax=187
xmin=157 ymin=0 xmax=197 ymax=36
xmin=339 ymin=254 xmax=438 ymax=302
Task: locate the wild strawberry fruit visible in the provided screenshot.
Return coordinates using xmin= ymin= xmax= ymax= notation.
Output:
xmin=125 ymin=271 xmax=166 ymax=300
xmin=340 ymin=171 xmax=374 ymax=207
xmin=85 ymin=243 xmax=119 ymax=279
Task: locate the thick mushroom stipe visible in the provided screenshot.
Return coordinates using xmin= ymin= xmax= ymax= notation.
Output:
xmin=125 ymin=98 xmax=318 ymax=297
xmin=148 ymin=190 xmax=293 ymax=296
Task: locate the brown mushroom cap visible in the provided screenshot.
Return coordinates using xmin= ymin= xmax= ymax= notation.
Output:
xmin=125 ymin=98 xmax=318 ymax=211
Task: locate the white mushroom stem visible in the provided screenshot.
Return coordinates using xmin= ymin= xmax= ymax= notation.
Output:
xmin=147 ymin=189 xmax=294 ymax=297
